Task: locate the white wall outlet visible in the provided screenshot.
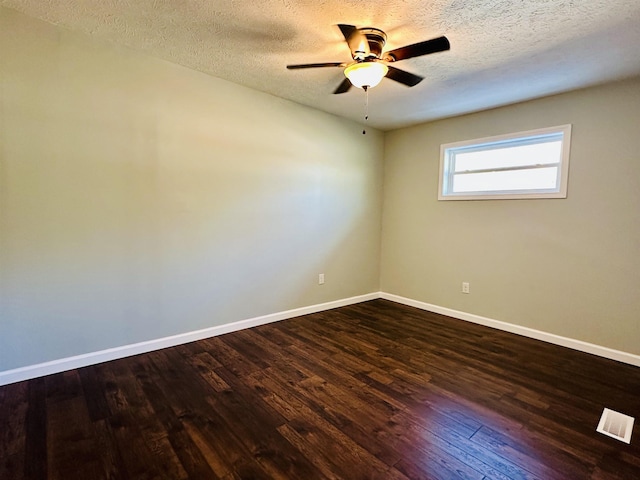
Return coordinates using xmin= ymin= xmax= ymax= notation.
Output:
xmin=318 ymin=273 xmax=325 ymax=285
xmin=462 ymin=282 xmax=470 ymax=294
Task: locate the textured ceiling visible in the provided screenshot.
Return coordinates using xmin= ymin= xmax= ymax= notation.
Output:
xmin=3 ymin=0 xmax=640 ymax=130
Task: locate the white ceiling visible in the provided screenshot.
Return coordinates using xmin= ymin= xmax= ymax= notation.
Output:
xmin=3 ymin=0 xmax=640 ymax=130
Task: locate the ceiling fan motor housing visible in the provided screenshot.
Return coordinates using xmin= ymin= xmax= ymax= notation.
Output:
xmin=353 ymin=28 xmax=387 ymax=60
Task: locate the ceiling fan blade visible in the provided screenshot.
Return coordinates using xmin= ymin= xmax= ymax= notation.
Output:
xmin=385 ymin=36 xmax=450 ymax=62
xmin=337 ymin=24 xmax=369 ymax=58
xmin=386 ymin=66 xmax=424 ymax=87
xmin=287 ymin=62 xmax=345 ymax=69
xmin=333 ymin=77 xmax=352 ymax=94
xmin=337 ymin=24 xmax=357 ymax=43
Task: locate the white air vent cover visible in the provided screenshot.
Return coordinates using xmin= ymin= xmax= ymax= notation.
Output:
xmin=596 ymin=408 xmax=634 ymax=444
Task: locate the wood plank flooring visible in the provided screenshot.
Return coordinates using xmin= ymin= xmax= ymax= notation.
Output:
xmin=1 ymin=299 xmax=639 ymax=479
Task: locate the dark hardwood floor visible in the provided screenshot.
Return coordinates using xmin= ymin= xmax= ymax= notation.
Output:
xmin=1 ymin=299 xmax=639 ymax=479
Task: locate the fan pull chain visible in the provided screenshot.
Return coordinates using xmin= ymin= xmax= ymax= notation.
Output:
xmin=363 ymin=85 xmax=369 ymax=135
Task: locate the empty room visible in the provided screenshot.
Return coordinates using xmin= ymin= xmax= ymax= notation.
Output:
xmin=1 ymin=1 xmax=640 ymax=479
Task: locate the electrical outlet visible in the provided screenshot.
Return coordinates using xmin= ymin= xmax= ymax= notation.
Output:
xmin=318 ymin=273 xmax=325 ymax=285
xmin=462 ymin=282 xmax=470 ymax=294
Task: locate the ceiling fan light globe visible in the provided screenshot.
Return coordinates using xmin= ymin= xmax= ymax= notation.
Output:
xmin=344 ymin=62 xmax=388 ymax=89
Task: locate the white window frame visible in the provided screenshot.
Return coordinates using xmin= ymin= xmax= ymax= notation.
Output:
xmin=438 ymin=124 xmax=572 ymax=201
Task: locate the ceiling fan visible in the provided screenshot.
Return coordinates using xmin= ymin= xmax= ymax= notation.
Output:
xmin=287 ymin=24 xmax=450 ymax=94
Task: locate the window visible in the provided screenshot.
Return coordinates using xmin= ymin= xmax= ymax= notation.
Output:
xmin=438 ymin=125 xmax=572 ymax=200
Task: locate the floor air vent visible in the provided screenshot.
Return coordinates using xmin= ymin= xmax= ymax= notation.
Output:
xmin=596 ymin=408 xmax=634 ymax=444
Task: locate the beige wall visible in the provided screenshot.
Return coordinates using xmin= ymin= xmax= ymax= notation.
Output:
xmin=3 ymin=6 xmax=639 ymax=373
xmin=0 ymin=8 xmax=384 ymax=370
xmin=381 ymin=77 xmax=640 ymax=355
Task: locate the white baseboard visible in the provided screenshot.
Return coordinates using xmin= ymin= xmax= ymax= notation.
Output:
xmin=0 ymin=293 xmax=379 ymax=386
xmin=3 ymin=291 xmax=638 ymax=386
xmin=380 ymin=292 xmax=640 ymax=368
